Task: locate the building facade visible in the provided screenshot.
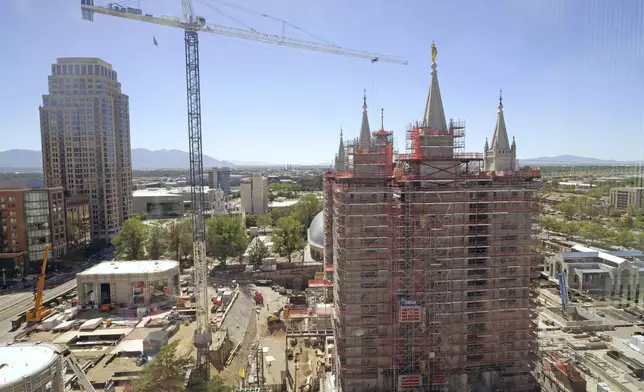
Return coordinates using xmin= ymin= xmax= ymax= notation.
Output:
xmin=546 ymin=243 xmax=644 ymax=302
xmin=40 ymin=58 xmax=134 ymax=243
xmin=208 ymin=167 xmax=219 ymax=190
xmin=324 ymin=50 xmax=540 ymax=391
xmin=0 ymin=187 xmax=66 ymax=275
xmin=610 ymin=187 xmax=644 ymax=211
xmin=77 ymin=260 xmax=180 ymax=308
xmin=240 ymin=174 xmax=268 ymax=215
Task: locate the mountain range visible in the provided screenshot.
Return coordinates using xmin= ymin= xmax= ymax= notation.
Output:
xmin=0 ymin=150 xmax=637 ymax=172
xmin=519 ymin=155 xmax=638 ymax=166
xmin=0 ymin=148 xmax=235 ymax=172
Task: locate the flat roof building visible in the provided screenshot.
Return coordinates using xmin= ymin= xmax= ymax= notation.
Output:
xmin=0 ymin=342 xmax=63 ymax=392
xmin=241 ymin=174 xmax=268 ymax=215
xmin=40 ymin=58 xmax=134 ymax=243
xmin=77 ymin=260 xmax=180 ymax=309
xmin=610 ymin=187 xmax=644 ymax=211
xmin=0 ymin=187 xmax=66 ymax=275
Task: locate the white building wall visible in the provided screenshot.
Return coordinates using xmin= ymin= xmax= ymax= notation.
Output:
xmin=240 ymin=174 xmax=268 ymax=214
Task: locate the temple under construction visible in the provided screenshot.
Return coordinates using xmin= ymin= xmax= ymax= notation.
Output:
xmin=323 ymin=44 xmax=542 ymax=392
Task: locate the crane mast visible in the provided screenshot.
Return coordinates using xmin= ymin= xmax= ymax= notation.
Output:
xmin=184 ymin=26 xmax=212 ymax=366
xmin=80 ymin=0 xmax=408 ymax=379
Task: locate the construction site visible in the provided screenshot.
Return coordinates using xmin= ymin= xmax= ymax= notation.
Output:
xmin=323 ymin=44 xmax=542 ymax=392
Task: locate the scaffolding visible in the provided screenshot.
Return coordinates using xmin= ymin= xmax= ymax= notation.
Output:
xmin=325 ymin=116 xmax=541 ymax=392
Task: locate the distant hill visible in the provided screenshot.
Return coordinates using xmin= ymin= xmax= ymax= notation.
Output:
xmin=521 ymin=155 xmax=637 ymax=166
xmin=0 ymin=148 xmax=235 ymax=172
xmin=131 ymin=148 xmax=234 ymax=170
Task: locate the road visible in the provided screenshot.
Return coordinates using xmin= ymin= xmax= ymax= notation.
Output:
xmin=0 ymin=279 xmax=78 ymax=342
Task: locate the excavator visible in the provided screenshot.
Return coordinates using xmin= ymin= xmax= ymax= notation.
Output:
xmin=26 ymin=244 xmax=52 ymax=323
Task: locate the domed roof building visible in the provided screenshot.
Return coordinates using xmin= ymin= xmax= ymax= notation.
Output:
xmin=307 ymin=211 xmax=324 ymax=261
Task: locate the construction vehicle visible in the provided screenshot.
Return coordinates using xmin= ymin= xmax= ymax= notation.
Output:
xmin=266 ymin=308 xmax=285 ymax=333
xmin=26 ymin=244 xmax=52 ymax=323
xmin=80 ymin=0 xmax=406 ymax=376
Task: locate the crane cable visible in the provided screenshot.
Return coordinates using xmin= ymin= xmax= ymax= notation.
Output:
xmin=202 ymin=0 xmax=336 ymax=46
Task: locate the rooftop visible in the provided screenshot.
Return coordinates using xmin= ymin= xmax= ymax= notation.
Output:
xmin=77 ymin=260 xmax=179 ymax=276
xmin=0 ymin=343 xmax=59 ymax=386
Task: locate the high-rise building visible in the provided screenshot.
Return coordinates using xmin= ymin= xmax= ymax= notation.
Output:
xmin=0 ymin=187 xmax=66 ymax=275
xmin=208 ymin=166 xmax=231 ymax=194
xmin=208 ymin=167 xmax=219 ymax=189
xmin=240 ymin=173 xmax=268 ymax=215
xmin=324 ymin=49 xmax=541 ymax=391
xmin=218 ymin=167 xmax=231 ymax=195
xmin=40 ymin=58 xmax=133 ymax=243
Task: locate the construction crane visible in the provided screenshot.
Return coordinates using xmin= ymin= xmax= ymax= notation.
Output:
xmin=80 ymin=0 xmax=407 ymax=375
xmin=26 ymin=243 xmax=52 ymax=323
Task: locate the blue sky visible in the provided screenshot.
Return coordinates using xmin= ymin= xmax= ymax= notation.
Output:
xmin=1 ymin=0 xmax=643 ymax=165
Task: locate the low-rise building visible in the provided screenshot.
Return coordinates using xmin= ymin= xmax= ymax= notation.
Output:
xmin=0 ymin=187 xmax=66 ymax=275
xmin=76 ymin=260 xmax=180 ymax=308
xmin=240 ymin=174 xmax=268 ymax=215
xmin=133 ymin=190 xmax=184 ymax=218
xmin=610 ymin=186 xmax=644 ymax=211
xmin=546 ymin=244 xmax=644 ymax=301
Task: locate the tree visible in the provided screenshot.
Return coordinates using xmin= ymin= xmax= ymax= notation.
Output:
xmin=245 ymin=214 xmax=258 ymax=228
xmin=271 ymin=216 xmax=305 ymax=263
xmin=613 ymin=229 xmax=635 ymax=248
xmin=206 ymin=215 xmax=248 ymax=265
xmin=556 ymin=197 xmax=579 ymax=220
xmin=112 ymin=215 xmax=148 ymax=260
xmin=247 ymin=238 xmax=270 ymax=267
xmin=165 ymin=219 xmax=193 ymax=261
xmin=132 ymin=341 xmax=229 ymax=392
xmin=256 ymin=213 xmax=272 ymax=234
xmin=148 ymin=223 xmax=167 ymax=260
xmin=291 ymin=194 xmax=322 ymax=230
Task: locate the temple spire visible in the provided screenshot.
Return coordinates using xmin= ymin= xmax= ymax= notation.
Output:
xmin=422 ymin=41 xmax=447 ymax=131
xmin=335 ymin=126 xmax=346 ymax=172
xmin=491 ymin=89 xmax=510 ymax=151
xmin=358 ymin=89 xmax=372 ymax=148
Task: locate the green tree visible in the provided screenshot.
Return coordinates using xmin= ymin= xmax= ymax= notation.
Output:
xmin=206 ymin=215 xmax=249 ymax=265
xmin=291 ymin=194 xmax=323 ymax=230
xmin=613 ymin=229 xmax=635 ymax=248
xmin=245 ymin=214 xmax=258 ymax=228
xmin=256 ymin=213 xmax=272 ymax=234
xmin=112 ymin=215 xmax=148 ymax=260
xmin=132 ymin=341 xmax=229 ymax=392
xmin=148 ymin=223 xmax=167 ymax=260
xmin=271 ymin=216 xmax=305 ymax=263
xmin=165 ymin=219 xmax=193 ymax=261
xmin=556 ymin=197 xmax=579 ymax=220
xmin=247 ymin=238 xmax=270 ymax=267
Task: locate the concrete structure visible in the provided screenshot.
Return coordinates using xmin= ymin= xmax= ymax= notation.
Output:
xmin=610 ymin=187 xmax=644 ymax=211
xmin=133 ymin=190 xmax=184 ymax=218
xmin=209 ymin=166 xmax=231 ymax=194
xmin=76 ymin=260 xmax=180 ymax=308
xmin=308 ymin=211 xmax=324 ymax=261
xmin=546 ymin=244 xmax=644 ymax=302
xmin=133 ymin=187 xmax=218 ymax=216
xmin=241 ymin=174 xmax=268 ymax=215
xmin=40 ymin=58 xmax=134 ymax=243
xmin=324 ymin=51 xmax=541 ymax=391
xmin=0 ymin=342 xmax=64 ymax=392
xmin=0 ymin=187 xmax=66 ymax=275
xmin=208 ymin=167 xmax=219 ymax=189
